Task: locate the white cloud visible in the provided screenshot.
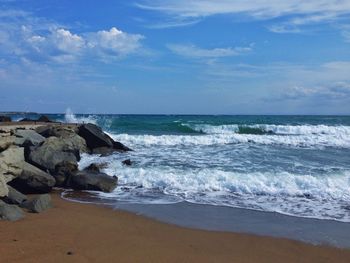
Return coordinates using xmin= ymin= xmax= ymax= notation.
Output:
xmin=0 ymin=10 xmax=145 ymax=64
xmin=168 ymin=44 xmax=252 ymax=58
xmin=87 ymin=27 xmax=144 ymax=56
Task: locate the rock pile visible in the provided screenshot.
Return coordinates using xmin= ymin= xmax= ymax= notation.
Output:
xmin=0 ymin=122 xmax=131 ymax=221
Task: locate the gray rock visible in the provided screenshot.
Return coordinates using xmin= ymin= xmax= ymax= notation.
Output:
xmin=0 ymin=135 xmax=15 ymax=151
xmin=0 ymin=146 xmax=25 ymax=183
xmin=53 ymin=161 xmax=78 ymax=187
xmin=71 ymin=171 xmax=118 ymax=193
xmin=1 ymin=185 xmax=27 ymax=205
xmin=21 ymin=194 xmax=52 ymax=213
xmin=0 ymin=200 xmax=25 ymax=221
xmin=36 ymin=125 xmax=79 ymax=138
xmin=0 ymin=174 xmax=8 ymax=197
xmin=28 ymin=137 xmax=79 ymax=173
xmin=9 ymin=162 xmax=56 ymax=194
xmin=14 ymin=129 xmax=45 ymax=146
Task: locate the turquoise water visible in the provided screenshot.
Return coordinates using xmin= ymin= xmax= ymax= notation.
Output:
xmin=10 ymin=112 xmax=350 ymax=221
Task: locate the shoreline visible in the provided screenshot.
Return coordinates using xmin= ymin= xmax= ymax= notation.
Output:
xmin=1 ymin=192 xmax=350 ymax=263
xmin=63 ymin=190 xmax=350 ymax=249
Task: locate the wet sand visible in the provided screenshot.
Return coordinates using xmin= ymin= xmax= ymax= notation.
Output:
xmin=1 ymin=193 xmax=350 ymax=263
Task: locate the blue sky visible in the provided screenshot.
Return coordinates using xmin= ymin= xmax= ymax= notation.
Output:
xmin=0 ymin=0 xmax=350 ymax=114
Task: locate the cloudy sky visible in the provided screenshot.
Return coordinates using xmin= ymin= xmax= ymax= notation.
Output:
xmin=1 ymin=0 xmax=350 ymax=114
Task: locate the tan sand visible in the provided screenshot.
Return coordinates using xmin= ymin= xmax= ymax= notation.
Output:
xmin=1 ymin=193 xmax=350 ymax=263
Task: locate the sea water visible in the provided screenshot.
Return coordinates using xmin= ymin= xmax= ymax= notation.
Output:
xmin=12 ymin=112 xmax=350 ymax=222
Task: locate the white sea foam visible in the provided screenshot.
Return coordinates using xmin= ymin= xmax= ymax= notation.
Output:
xmin=189 ymin=123 xmax=350 ymax=136
xmin=112 ymin=130 xmax=350 ymax=148
xmin=79 ymin=154 xmax=350 ymax=221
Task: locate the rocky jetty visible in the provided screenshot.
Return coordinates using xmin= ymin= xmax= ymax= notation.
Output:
xmin=0 ymin=121 xmax=130 ymax=221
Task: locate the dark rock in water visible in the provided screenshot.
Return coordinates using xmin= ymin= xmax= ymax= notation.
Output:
xmin=71 ymin=170 xmax=118 ymax=193
xmin=78 ymin=123 xmax=114 ymax=149
xmin=37 ymin=115 xmax=51 ymax=122
xmin=54 ymin=161 xmax=78 ymax=187
xmin=113 ymin=141 xmax=131 ymax=152
xmin=84 ymin=163 xmax=101 ymax=173
xmin=78 ymin=123 xmax=131 ymax=152
xmin=19 ymin=118 xmax=35 ymax=122
xmin=0 ymin=115 xmax=11 ymax=122
xmin=122 ymin=159 xmax=132 ymax=166
xmin=14 ymin=129 xmax=46 ymax=147
xmin=21 ymin=194 xmax=52 ymax=213
xmin=0 ymin=200 xmax=24 ymax=221
xmin=1 ymin=186 xmax=27 ymax=205
xmin=28 ymin=137 xmax=80 ymax=173
xmin=9 ymin=162 xmax=55 ymax=194
xmin=91 ymin=147 xmax=116 ymax=156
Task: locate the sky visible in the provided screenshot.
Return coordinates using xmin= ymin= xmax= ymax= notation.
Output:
xmin=0 ymin=0 xmax=350 ymax=114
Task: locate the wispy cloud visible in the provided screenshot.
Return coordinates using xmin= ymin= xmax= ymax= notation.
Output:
xmin=137 ymin=0 xmax=350 ymax=39
xmin=167 ymin=44 xmax=252 ymax=59
xmin=136 ymin=0 xmax=350 ymax=19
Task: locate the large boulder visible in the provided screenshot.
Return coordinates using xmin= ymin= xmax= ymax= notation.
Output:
xmin=53 ymin=161 xmax=78 ymax=187
xmin=0 ymin=200 xmax=24 ymax=221
xmin=0 ymin=174 xmax=9 ymax=197
xmin=0 ymin=135 xmax=15 ymax=151
xmin=71 ymin=170 xmax=118 ymax=193
xmin=78 ymin=123 xmax=131 ymax=152
xmin=14 ymin=129 xmax=46 ymax=146
xmin=78 ymin=123 xmax=114 ymax=149
xmin=0 ymin=146 xmax=25 ymax=183
xmin=35 ymin=125 xmax=79 ymax=138
xmin=9 ymin=162 xmax=56 ymax=194
xmin=21 ymin=194 xmax=52 ymax=213
xmin=28 ymin=137 xmax=81 ymax=173
xmin=1 ymin=185 xmax=27 ymax=205
xmin=0 ymin=115 xmax=11 ymax=122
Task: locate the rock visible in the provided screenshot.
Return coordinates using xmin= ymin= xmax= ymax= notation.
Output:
xmin=9 ymin=162 xmax=56 ymax=194
xmin=122 ymin=159 xmax=132 ymax=166
xmin=37 ymin=115 xmax=52 ymax=122
xmin=0 ymin=146 xmax=25 ymax=183
xmin=84 ymin=163 xmax=101 ymax=172
xmin=0 ymin=115 xmax=11 ymax=122
xmin=78 ymin=123 xmax=114 ymax=149
xmin=0 ymin=136 xmax=15 ymax=151
xmin=84 ymin=163 xmax=108 ymax=173
xmin=21 ymin=194 xmax=52 ymax=213
xmin=78 ymin=123 xmax=131 ymax=152
xmin=14 ymin=129 xmax=46 ymax=146
xmin=91 ymin=147 xmax=116 ymax=156
xmin=19 ymin=118 xmax=35 ymax=122
xmin=1 ymin=186 xmax=27 ymax=205
xmin=0 ymin=174 xmax=9 ymax=197
xmin=113 ymin=141 xmax=132 ymax=152
xmin=0 ymin=200 xmax=25 ymax=221
xmin=71 ymin=171 xmax=118 ymax=193
xmin=36 ymin=125 xmax=79 ymax=138
xmin=53 ymin=161 xmax=78 ymax=187
xmin=28 ymin=137 xmax=80 ymax=173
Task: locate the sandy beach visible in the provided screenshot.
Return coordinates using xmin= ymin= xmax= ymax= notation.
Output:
xmin=1 ymin=193 xmax=350 ymax=263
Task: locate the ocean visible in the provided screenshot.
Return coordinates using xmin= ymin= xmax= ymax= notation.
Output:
xmin=11 ymin=112 xmax=350 ymax=222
